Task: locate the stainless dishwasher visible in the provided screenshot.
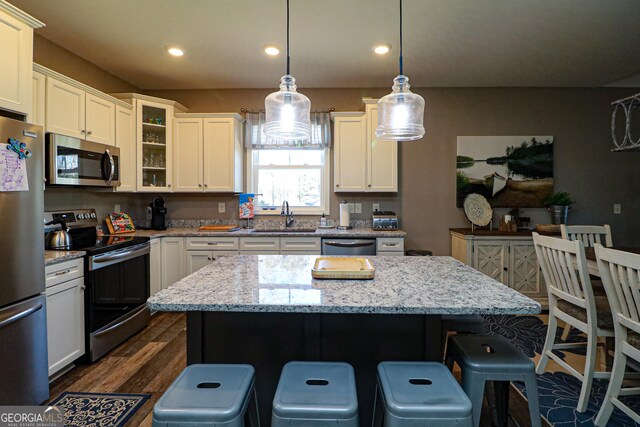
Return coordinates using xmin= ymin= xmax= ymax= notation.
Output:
xmin=321 ymin=238 xmax=377 ymax=255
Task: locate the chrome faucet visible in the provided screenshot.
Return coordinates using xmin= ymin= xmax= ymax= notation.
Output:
xmin=281 ymin=201 xmax=294 ymax=228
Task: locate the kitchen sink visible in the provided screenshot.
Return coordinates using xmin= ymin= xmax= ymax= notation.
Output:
xmin=251 ymin=228 xmax=317 ymax=233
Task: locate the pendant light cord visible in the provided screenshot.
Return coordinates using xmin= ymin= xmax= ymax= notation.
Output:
xmin=399 ymin=0 xmax=403 ymax=75
xmin=286 ymin=0 xmax=291 ymax=75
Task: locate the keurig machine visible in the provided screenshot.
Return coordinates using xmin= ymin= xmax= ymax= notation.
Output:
xmin=150 ymin=196 xmax=167 ymax=230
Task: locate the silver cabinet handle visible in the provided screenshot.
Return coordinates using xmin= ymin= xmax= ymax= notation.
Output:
xmin=54 ymin=269 xmax=72 ymax=276
xmin=87 ymin=130 xmax=93 ymax=135
xmin=81 ymin=129 xmax=86 ymax=133
xmin=81 ymin=285 xmax=86 ymax=290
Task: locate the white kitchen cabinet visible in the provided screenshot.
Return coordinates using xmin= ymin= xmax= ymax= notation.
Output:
xmin=186 ymin=236 xmax=239 ymax=251
xmin=45 ymin=258 xmax=84 ymax=377
xmin=376 ymin=237 xmax=404 ymax=254
xmin=137 ymin=99 xmax=174 ymax=192
xmin=239 ymin=237 xmax=280 ymax=253
xmin=45 ymin=76 xmax=116 ymax=145
xmin=332 ymin=112 xmax=366 ymax=191
xmin=332 ymin=99 xmax=398 ymax=192
xmin=186 ymin=250 xmax=237 ymax=274
xmin=149 ymin=239 xmax=162 ymax=296
xmin=0 ymin=3 xmax=42 ymax=116
xmin=174 ymin=114 xmax=243 ymax=193
xmin=280 ymin=237 xmax=321 ymax=254
xmin=115 ymin=104 xmax=136 ymax=192
xmin=161 ymin=237 xmax=185 ymax=289
xmin=31 ymin=71 xmax=45 ymax=126
xmin=364 ymin=100 xmax=398 ymax=192
xmin=450 ymin=229 xmax=547 ymax=307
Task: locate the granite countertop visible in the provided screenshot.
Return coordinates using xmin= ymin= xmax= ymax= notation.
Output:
xmin=45 ymin=250 xmax=86 ymax=266
xmin=119 ymin=227 xmax=407 ymax=239
xmin=148 ymin=255 xmax=540 ymax=315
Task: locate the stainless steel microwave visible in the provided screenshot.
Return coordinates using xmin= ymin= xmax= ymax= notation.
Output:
xmin=46 ymin=134 xmax=120 ymax=187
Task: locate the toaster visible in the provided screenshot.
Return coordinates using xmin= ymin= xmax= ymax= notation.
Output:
xmin=372 ymin=210 xmax=399 ymax=230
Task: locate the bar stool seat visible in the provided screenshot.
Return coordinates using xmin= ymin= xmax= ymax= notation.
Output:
xmin=374 ymin=361 xmax=473 ymax=426
xmin=153 ymin=364 xmax=259 ymax=427
xmin=446 ymin=334 xmax=541 ymax=427
xmin=272 ymin=361 xmax=359 ymax=426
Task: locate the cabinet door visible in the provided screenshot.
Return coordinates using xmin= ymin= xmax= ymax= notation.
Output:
xmin=186 ymin=251 xmax=213 ymax=274
xmin=30 ymin=71 xmax=45 ymax=127
xmin=509 ymin=242 xmax=545 ymax=298
xmin=85 ymin=93 xmax=115 ymax=145
xmin=115 ymin=105 xmax=136 ymax=192
xmin=149 ymin=239 xmax=162 ymax=296
xmin=473 ymin=242 xmax=508 ymax=285
xmin=333 ymin=115 xmax=366 ymax=192
xmin=0 ymin=10 xmax=33 ymax=115
xmin=203 ymin=118 xmax=236 ymax=192
xmin=161 ymin=237 xmax=185 ymax=289
xmin=137 ymin=100 xmax=173 ymax=192
xmin=365 ymin=102 xmax=397 ymax=192
xmin=46 ymin=278 xmax=85 ymax=376
xmin=46 ymin=77 xmax=85 ymax=138
xmin=174 ymin=117 xmax=203 ymax=192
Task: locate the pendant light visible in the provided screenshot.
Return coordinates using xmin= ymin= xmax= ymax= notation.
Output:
xmin=264 ymin=0 xmax=311 ymax=141
xmin=376 ymin=0 xmax=425 ymax=141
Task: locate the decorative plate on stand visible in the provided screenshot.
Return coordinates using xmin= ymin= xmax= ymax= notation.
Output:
xmin=463 ymin=193 xmax=493 ymax=227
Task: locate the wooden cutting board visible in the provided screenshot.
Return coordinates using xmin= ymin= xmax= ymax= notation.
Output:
xmin=198 ymin=225 xmax=241 ymax=232
xmin=311 ymin=257 xmax=375 ymax=280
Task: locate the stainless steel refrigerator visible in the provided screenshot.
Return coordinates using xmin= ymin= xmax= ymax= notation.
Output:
xmin=0 ymin=116 xmax=49 ymax=404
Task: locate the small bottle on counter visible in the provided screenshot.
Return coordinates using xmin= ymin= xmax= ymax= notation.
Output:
xmin=320 ymin=213 xmax=327 ymax=227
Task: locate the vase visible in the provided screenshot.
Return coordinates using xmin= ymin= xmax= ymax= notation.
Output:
xmin=548 ymin=205 xmax=570 ymax=225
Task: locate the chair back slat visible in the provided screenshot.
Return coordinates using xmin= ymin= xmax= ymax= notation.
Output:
xmin=561 ymin=224 xmax=613 ymax=248
xmin=534 ymin=233 xmax=593 ymax=310
xmin=596 ymin=245 xmax=640 ymax=336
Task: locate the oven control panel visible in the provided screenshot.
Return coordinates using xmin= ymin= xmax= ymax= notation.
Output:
xmin=44 ymin=209 xmax=98 ymax=230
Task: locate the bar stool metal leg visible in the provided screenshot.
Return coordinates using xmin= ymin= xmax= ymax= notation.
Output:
xmin=461 ymin=371 xmax=485 ymax=427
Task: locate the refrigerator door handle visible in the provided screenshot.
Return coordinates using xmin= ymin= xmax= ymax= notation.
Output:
xmin=0 ymin=302 xmax=44 ymax=330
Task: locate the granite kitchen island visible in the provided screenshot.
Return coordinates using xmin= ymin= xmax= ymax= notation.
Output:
xmin=148 ymin=255 xmax=540 ymax=425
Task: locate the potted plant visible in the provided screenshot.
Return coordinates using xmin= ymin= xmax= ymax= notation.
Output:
xmin=542 ymin=191 xmax=574 ymax=224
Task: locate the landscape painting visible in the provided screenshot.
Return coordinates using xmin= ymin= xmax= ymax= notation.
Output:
xmin=456 ymin=136 xmax=554 ymax=208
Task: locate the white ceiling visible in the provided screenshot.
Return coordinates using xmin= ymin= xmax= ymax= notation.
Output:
xmin=11 ymin=0 xmax=640 ymax=90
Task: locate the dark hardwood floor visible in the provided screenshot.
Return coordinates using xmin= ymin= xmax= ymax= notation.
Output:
xmin=48 ymin=312 xmax=545 ymax=427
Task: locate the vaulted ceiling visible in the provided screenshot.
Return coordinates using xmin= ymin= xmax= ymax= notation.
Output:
xmin=11 ymin=0 xmax=640 ymax=89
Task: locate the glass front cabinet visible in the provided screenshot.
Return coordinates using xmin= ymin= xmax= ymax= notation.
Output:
xmin=137 ymin=99 xmax=174 ymax=191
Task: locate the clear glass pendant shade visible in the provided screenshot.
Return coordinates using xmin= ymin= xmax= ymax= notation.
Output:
xmin=376 ymin=75 xmax=425 ymax=141
xmin=264 ymin=75 xmax=311 ymax=140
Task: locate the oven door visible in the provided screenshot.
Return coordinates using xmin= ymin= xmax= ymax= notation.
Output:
xmin=86 ymin=244 xmax=150 ymax=334
xmin=47 ymin=134 xmax=120 ymax=187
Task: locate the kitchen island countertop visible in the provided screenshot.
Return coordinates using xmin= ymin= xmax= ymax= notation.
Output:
xmin=45 ymin=250 xmax=86 ymax=266
xmin=148 ymin=254 xmax=540 ymax=315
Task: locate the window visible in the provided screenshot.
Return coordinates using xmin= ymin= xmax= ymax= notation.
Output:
xmin=247 ymin=148 xmax=330 ymax=215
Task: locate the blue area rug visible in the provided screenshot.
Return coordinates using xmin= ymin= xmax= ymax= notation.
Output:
xmin=49 ymin=391 xmax=150 ymax=427
xmin=480 ymin=315 xmax=638 ymax=426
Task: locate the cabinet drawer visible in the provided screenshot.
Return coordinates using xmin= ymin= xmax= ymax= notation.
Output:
xmin=376 ymin=238 xmax=404 ymax=253
xmin=186 ymin=237 xmax=239 ymax=250
xmin=240 ymin=237 xmax=280 ymax=251
xmin=45 ymin=259 xmax=84 ymax=288
xmin=280 ymin=237 xmax=321 ymax=252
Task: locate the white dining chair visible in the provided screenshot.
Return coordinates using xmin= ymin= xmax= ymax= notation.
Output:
xmin=533 ymin=233 xmax=614 ymax=412
xmin=561 ymin=224 xmax=613 ymax=248
xmin=559 ymin=224 xmax=613 ymax=341
xmin=594 ymin=244 xmax=640 ymax=426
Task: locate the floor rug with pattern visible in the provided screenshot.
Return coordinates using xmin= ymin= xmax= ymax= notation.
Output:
xmin=49 ymin=391 xmax=150 ymax=427
xmin=481 ymin=315 xmax=639 ymax=426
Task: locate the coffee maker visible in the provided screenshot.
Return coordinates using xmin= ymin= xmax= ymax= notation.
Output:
xmin=149 ymin=196 xmax=167 ymax=230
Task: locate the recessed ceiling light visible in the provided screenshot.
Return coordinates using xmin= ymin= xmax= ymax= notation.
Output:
xmin=374 ymin=44 xmax=391 ymax=55
xmin=166 ymin=46 xmax=184 ymax=57
xmin=264 ymin=45 xmax=280 ymax=56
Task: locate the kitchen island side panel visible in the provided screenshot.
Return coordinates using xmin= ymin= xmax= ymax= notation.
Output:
xmin=187 ymin=311 xmax=441 ymax=427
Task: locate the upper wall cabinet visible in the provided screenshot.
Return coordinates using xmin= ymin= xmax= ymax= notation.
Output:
xmin=174 ymin=114 xmax=243 ymax=193
xmin=332 ymin=99 xmax=398 ymax=192
xmin=115 ymin=104 xmax=136 ymax=192
xmin=46 ymin=77 xmax=115 ymax=145
xmin=0 ymin=3 xmax=43 ymax=117
xmin=111 ymin=93 xmax=188 ymax=193
xmin=31 ymin=71 xmax=45 ymax=126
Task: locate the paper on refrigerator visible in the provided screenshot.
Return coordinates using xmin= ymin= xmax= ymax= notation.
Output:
xmin=0 ymin=144 xmax=29 ymax=191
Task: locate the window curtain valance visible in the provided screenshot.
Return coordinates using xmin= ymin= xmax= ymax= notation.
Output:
xmin=244 ymin=111 xmax=331 ymax=149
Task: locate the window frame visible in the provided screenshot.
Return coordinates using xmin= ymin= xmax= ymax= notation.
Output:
xmin=246 ymin=148 xmax=331 ymax=216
